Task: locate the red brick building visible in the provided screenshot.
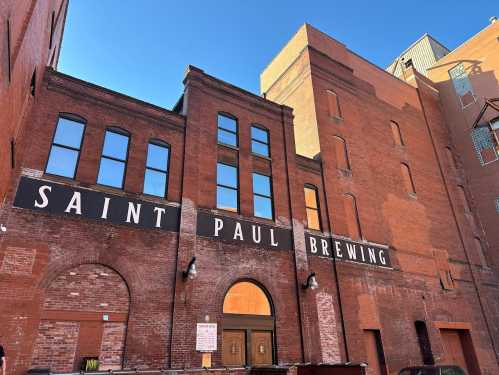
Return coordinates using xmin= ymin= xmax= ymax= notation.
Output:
xmin=1 ymin=7 xmax=498 ymax=375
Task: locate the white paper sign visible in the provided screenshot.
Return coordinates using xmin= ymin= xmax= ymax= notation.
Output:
xmin=196 ymin=323 xmax=217 ymax=352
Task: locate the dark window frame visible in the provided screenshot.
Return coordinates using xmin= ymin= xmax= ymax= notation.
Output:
xmin=216 ymin=161 xmax=240 ymax=213
xmin=304 ymin=184 xmax=322 ymax=231
xmin=7 ymin=19 xmax=11 ymax=83
xmin=44 ymin=113 xmax=87 ymax=180
xmin=49 ymin=10 xmax=55 ymax=49
xmin=143 ymin=139 xmax=171 ymax=198
xmin=96 ymin=127 xmax=131 ymax=190
xmin=251 ymin=124 xmax=271 ymax=158
xmin=217 ymin=112 xmax=239 ymax=148
xmin=252 ymin=171 xmax=274 ymax=220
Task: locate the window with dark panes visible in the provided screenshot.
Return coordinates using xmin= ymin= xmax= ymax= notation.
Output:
xmin=143 ymin=141 xmax=170 ymax=197
xmin=217 ymin=163 xmax=238 ymax=212
xmin=304 ymin=185 xmax=321 ymax=230
xmin=251 ymin=125 xmax=270 ymax=157
xmin=253 ymin=173 xmax=273 ymax=219
xmin=45 ymin=116 xmax=85 ymax=178
xmin=97 ymin=129 xmax=130 ymax=189
xmin=218 ymin=113 xmax=238 ymax=147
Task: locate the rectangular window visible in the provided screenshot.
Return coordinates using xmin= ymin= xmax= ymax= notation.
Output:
xmin=304 ymin=185 xmax=321 ymax=230
xmin=252 ymin=173 xmax=273 ymax=219
xmin=251 ymin=126 xmax=269 ymax=157
xmin=217 ymin=162 xmax=238 ymax=212
xmin=45 ymin=116 xmax=85 ymax=178
xmin=143 ymin=141 xmax=170 ymax=197
xmin=97 ymin=129 xmax=130 ymax=189
xmin=218 ymin=114 xmax=238 ymax=147
xmin=449 ymin=63 xmax=475 ymax=108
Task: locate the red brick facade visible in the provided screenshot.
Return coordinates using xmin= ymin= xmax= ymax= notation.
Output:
xmin=0 ymin=9 xmax=498 ymax=375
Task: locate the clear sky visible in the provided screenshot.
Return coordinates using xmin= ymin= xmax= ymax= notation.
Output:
xmin=58 ymin=0 xmax=497 ymax=109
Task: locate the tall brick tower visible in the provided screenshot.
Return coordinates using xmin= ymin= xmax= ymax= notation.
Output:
xmin=261 ymin=23 xmax=499 ymax=373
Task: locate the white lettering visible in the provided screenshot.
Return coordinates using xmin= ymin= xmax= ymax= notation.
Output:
xmin=126 ymin=202 xmax=142 ymax=224
xmin=334 ymin=241 xmax=343 ymax=258
xmin=101 ymin=197 xmax=110 ymax=219
xmin=379 ymin=250 xmax=387 ymax=265
xmin=34 ymin=185 xmax=51 ymax=208
xmin=252 ymin=225 xmax=261 ymax=243
xmin=214 ymin=218 xmax=224 ymax=237
xmin=368 ymin=248 xmax=376 ymax=263
xmin=346 ymin=243 xmax=357 ymax=260
xmin=360 ymin=245 xmax=366 ymax=261
xmin=233 ymin=222 xmax=244 ymax=241
xmin=310 ymin=237 xmax=318 ymax=253
xmin=321 ymin=239 xmax=329 ymax=256
xmin=153 ymin=207 xmax=166 ymax=228
xmin=65 ymin=192 xmax=82 ymax=215
xmin=270 ymin=229 xmax=279 ymax=247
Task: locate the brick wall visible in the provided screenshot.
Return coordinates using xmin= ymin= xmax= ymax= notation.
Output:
xmin=31 ymin=321 xmax=79 ymax=372
xmin=100 ymin=323 xmax=127 ymax=370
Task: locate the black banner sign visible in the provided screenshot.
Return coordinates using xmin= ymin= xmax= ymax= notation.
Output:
xmin=305 ymin=233 xmax=391 ymax=268
xmin=13 ymin=177 xmax=180 ymax=232
xmin=196 ymin=211 xmax=293 ymax=251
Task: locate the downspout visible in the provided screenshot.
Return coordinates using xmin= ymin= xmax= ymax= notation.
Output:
xmin=280 ymin=106 xmax=306 ymax=363
xmin=319 ymin=158 xmax=350 ymax=363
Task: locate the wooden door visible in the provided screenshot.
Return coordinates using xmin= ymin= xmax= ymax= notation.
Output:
xmin=74 ymin=321 xmax=103 ymax=370
xmin=251 ymin=331 xmax=273 ymax=366
xmin=222 ymin=330 xmax=245 ymax=366
xmin=440 ymin=330 xmax=469 ymax=373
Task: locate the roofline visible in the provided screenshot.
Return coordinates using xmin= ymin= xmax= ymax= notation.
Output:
xmin=47 ymin=68 xmax=185 ymax=121
xmin=386 ymin=33 xmax=450 ymax=70
xmin=427 ymin=21 xmax=497 ymax=69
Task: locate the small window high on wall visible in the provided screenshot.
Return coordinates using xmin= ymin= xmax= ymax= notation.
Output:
xmin=97 ymin=128 xmax=130 ymax=189
xmin=326 ymin=90 xmax=341 ymax=118
xmin=333 ymin=136 xmax=350 ymax=170
xmin=143 ymin=140 xmax=170 ymax=198
xmin=45 ymin=115 xmax=85 ymax=178
xmin=401 ymin=163 xmax=416 ymax=195
xmin=344 ymin=193 xmax=362 ymax=240
xmin=390 ymin=121 xmax=404 ymax=146
xmin=304 ymin=185 xmax=321 ymax=231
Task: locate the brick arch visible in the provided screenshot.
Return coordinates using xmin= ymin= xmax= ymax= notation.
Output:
xmin=31 ymin=264 xmax=130 ymax=373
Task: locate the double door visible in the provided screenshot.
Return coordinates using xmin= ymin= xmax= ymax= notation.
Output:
xmin=222 ymin=330 xmax=273 ymax=367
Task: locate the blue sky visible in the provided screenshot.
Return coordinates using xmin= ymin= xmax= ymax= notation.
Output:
xmin=58 ymin=0 xmax=497 ymax=109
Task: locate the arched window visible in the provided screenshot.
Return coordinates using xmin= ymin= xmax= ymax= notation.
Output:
xmin=326 ymin=90 xmax=341 ymax=118
xmin=344 ymin=193 xmax=362 ymax=240
xmin=390 ymin=121 xmax=404 ymax=146
xmin=304 ymin=184 xmax=321 ymax=231
xmin=143 ymin=139 xmax=170 ymax=198
xmin=333 ymin=135 xmax=350 ymax=171
xmin=97 ymin=127 xmax=130 ymax=189
xmin=45 ymin=114 xmax=86 ymax=179
xmin=222 ymin=281 xmax=274 ymax=367
xmin=401 ymin=163 xmax=416 ymax=195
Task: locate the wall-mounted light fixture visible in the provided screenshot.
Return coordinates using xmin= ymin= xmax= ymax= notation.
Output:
xmin=0 ymin=224 xmax=6 ymax=233
xmin=302 ymin=272 xmax=319 ymax=290
xmin=182 ymin=256 xmax=197 ymax=280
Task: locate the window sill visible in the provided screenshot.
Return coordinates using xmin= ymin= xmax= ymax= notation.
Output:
xmin=218 ymin=142 xmax=239 ymax=151
xmin=329 ymin=115 xmax=343 ymax=123
xmin=252 ymin=153 xmax=272 ymax=162
xmin=408 ymin=192 xmax=417 ymax=199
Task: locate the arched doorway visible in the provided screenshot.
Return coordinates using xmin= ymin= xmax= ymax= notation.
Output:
xmin=31 ymin=264 xmax=130 ymax=372
xmin=222 ymin=281 xmax=275 ymax=367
